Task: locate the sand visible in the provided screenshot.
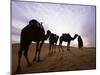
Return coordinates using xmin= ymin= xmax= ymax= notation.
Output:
xmin=11 ymin=43 xmax=96 ymax=74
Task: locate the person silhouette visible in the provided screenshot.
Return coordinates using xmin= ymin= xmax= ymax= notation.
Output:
xmin=77 ymin=35 xmax=83 ymax=48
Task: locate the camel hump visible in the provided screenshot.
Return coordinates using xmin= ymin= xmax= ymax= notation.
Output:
xmin=29 ymin=19 xmax=45 ymax=32
xmin=62 ymin=33 xmax=71 ymax=37
xmin=29 ymin=19 xmax=38 ymax=25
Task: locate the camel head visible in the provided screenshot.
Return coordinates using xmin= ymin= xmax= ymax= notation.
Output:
xmin=45 ymin=30 xmax=51 ymax=40
xmin=29 ymin=19 xmax=38 ymax=25
xmin=56 ymin=35 xmax=59 ymax=39
xmin=72 ymin=34 xmax=78 ymax=40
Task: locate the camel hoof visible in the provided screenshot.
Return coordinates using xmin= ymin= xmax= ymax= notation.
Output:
xmin=16 ymin=66 xmax=21 ymax=73
xmin=38 ymin=60 xmax=43 ymax=63
xmin=33 ymin=58 xmax=36 ymax=61
xmin=32 ymin=58 xmax=36 ymax=63
xmin=37 ymin=58 xmax=43 ymax=62
xmin=37 ymin=59 xmax=40 ymax=62
xmin=27 ymin=63 xmax=32 ymax=67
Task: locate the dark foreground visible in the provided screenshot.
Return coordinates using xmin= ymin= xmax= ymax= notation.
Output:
xmin=12 ymin=43 xmax=96 ymax=74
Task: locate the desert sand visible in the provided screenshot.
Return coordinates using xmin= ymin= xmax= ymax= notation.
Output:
xmin=12 ymin=43 xmax=96 ymax=74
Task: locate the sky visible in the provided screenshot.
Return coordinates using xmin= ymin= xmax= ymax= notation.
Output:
xmin=11 ymin=1 xmax=96 ymax=47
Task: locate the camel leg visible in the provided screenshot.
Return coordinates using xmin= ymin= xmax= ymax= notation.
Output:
xmin=48 ymin=43 xmax=52 ymax=55
xmin=54 ymin=43 xmax=56 ymax=53
xmin=53 ymin=44 xmax=56 ymax=54
xmin=54 ymin=43 xmax=57 ymax=53
xmin=54 ymin=43 xmax=56 ymax=49
xmin=50 ymin=43 xmax=54 ymax=55
xmin=38 ymin=41 xmax=44 ymax=62
xmin=59 ymin=41 xmax=64 ymax=52
xmin=16 ymin=48 xmax=23 ymax=72
xmin=67 ymin=41 xmax=71 ymax=51
xmin=33 ymin=42 xmax=39 ymax=61
xmin=58 ymin=44 xmax=61 ymax=52
xmin=61 ymin=45 xmax=64 ymax=52
xmin=52 ymin=44 xmax=55 ymax=54
xmin=51 ymin=44 xmax=53 ymax=54
xmin=59 ymin=44 xmax=64 ymax=52
xmin=52 ymin=44 xmax=54 ymax=53
xmin=24 ymin=44 xmax=31 ymax=67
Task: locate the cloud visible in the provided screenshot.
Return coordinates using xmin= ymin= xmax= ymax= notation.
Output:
xmin=11 ymin=26 xmax=21 ymax=43
xmin=12 ymin=26 xmax=21 ymax=36
xmin=11 ymin=1 xmax=96 ymax=47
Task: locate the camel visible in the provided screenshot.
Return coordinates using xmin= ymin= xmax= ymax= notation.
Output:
xmin=54 ymin=35 xmax=59 ymax=49
xmin=48 ymin=33 xmax=59 ymax=55
xmin=77 ymin=35 xmax=83 ymax=48
xmin=16 ymin=19 xmax=51 ymax=72
xmin=59 ymin=33 xmax=78 ymax=51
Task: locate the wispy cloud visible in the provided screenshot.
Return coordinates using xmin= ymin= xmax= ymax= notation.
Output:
xmin=11 ymin=1 xmax=96 ymax=47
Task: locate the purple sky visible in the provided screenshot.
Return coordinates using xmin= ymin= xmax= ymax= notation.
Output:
xmin=12 ymin=1 xmax=96 ymax=47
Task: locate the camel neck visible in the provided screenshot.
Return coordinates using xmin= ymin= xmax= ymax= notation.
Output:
xmin=72 ymin=35 xmax=77 ymax=40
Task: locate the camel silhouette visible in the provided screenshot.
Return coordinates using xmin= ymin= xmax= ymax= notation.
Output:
xmin=59 ymin=33 xmax=78 ymax=51
xmin=78 ymin=35 xmax=83 ymax=48
xmin=16 ymin=19 xmax=51 ymax=72
xmin=48 ymin=33 xmax=59 ymax=55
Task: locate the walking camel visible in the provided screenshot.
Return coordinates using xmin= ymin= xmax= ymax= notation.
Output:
xmin=54 ymin=34 xmax=59 ymax=49
xmin=59 ymin=33 xmax=78 ymax=51
xmin=16 ymin=19 xmax=51 ymax=72
xmin=48 ymin=33 xmax=59 ymax=55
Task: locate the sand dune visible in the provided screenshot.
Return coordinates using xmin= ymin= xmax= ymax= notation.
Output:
xmin=11 ymin=43 xmax=96 ymax=74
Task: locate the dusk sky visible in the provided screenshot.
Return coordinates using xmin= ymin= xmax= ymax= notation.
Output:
xmin=12 ymin=1 xmax=96 ymax=47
